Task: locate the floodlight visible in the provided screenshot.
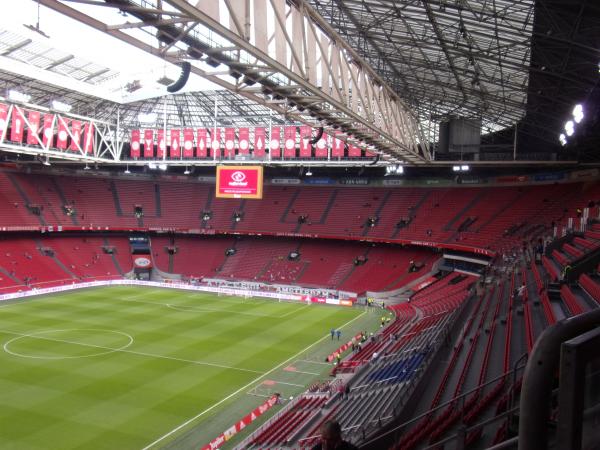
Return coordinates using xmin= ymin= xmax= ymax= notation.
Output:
xmin=8 ymin=90 xmax=31 ymax=103
xmin=148 ymin=162 xmax=157 ymax=169
xmin=305 ymin=169 xmax=313 ymax=176
xmin=158 ymin=163 xmax=167 ymax=171
xmin=124 ymin=165 xmax=131 ymax=174
xmin=452 ymin=165 xmax=461 ymax=172
xmin=573 ymin=104 xmax=584 ymax=124
xmin=461 ymin=165 xmax=470 ymax=171
xmin=559 ymin=134 xmax=567 ymax=146
xmin=84 ymin=164 xmax=90 ymax=170
xmin=138 ymin=112 xmax=157 ymax=124
xmin=42 ymin=156 xmax=51 ymax=166
xmin=565 ymin=120 xmax=574 ymax=137
xmin=183 ymin=166 xmax=191 ymax=175
xmin=52 ymin=100 xmax=72 ymax=112
xmin=396 ymin=166 xmax=404 ymax=174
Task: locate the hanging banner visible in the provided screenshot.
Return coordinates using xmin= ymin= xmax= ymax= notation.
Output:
xmin=26 ymin=110 xmax=41 ymax=145
xmin=143 ymin=129 xmax=154 ymax=158
xmin=299 ymin=125 xmax=312 ymax=158
xmin=42 ymin=114 xmax=54 ymax=148
xmin=56 ymin=117 xmax=70 ymax=149
xmin=210 ymin=128 xmax=221 ymax=158
xmin=70 ymin=120 xmax=82 ymax=151
xmin=269 ymin=127 xmax=280 ymax=158
xmin=315 ymin=132 xmax=328 ymax=158
xmin=157 ymin=129 xmax=166 ymax=158
xmin=130 ymin=129 xmax=141 ymax=158
xmin=10 ymin=106 xmax=25 ymax=142
xmin=224 ymin=127 xmax=235 ymax=158
xmin=83 ymin=123 xmax=94 ymax=154
xmin=332 ymin=132 xmax=344 ymax=157
xmin=284 ymin=126 xmax=296 ymax=158
xmin=238 ymin=127 xmax=249 ymax=155
xmin=253 ymin=127 xmax=266 ymax=157
xmin=348 ymin=143 xmax=362 ymax=157
xmin=0 ymin=103 xmax=8 ymax=140
xmin=216 ymin=165 xmax=263 ymax=199
xmin=196 ymin=129 xmax=208 ymax=158
xmin=183 ymin=128 xmax=194 ymax=158
xmin=365 ymin=147 xmax=377 ymax=157
xmin=170 ymin=129 xmax=181 ymax=158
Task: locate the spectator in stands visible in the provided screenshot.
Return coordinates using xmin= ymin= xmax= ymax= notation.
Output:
xmin=312 ymin=420 xmax=357 ymax=450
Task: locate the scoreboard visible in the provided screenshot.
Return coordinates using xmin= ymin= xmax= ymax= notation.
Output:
xmin=216 ymin=165 xmax=264 ymax=199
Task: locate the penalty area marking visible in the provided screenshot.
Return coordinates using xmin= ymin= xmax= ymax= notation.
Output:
xmin=140 ymin=309 xmax=368 ymax=450
xmin=3 ymin=329 xmax=134 ymax=360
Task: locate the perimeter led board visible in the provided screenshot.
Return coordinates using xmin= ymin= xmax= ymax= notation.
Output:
xmin=215 ymin=165 xmax=264 ymax=199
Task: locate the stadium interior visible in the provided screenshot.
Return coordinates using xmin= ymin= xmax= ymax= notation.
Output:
xmin=0 ymin=1 xmax=600 ymax=449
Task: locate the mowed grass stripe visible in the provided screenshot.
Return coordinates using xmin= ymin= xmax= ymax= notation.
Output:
xmin=0 ymin=286 xmax=361 ymax=450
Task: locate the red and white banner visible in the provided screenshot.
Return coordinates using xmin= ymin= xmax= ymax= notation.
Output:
xmin=130 ymin=129 xmax=141 ymax=158
xmin=196 ymin=129 xmax=208 ymax=158
xmin=270 ymin=127 xmax=280 ymax=158
xmin=299 ymin=125 xmax=312 ymax=158
xmin=156 ymin=129 xmax=166 ymax=158
xmin=238 ymin=127 xmax=249 ymax=155
xmin=224 ymin=127 xmax=235 ymax=158
xmin=170 ymin=129 xmax=181 ymax=158
xmin=284 ymin=126 xmax=296 ymax=158
xmin=143 ymin=129 xmax=154 ymax=158
xmin=210 ymin=128 xmax=221 ymax=158
xmin=327 ymin=333 xmax=364 ymax=362
xmin=348 ymin=143 xmax=362 ymax=157
xmin=216 ymin=165 xmax=263 ymax=199
xmin=42 ymin=114 xmax=54 ymax=148
xmin=315 ymin=132 xmax=328 ymax=158
xmin=26 ymin=110 xmax=41 ymax=145
xmin=70 ymin=120 xmax=82 ymax=151
xmin=182 ymin=128 xmax=194 ymax=158
xmin=201 ymin=395 xmax=279 ymax=450
xmin=254 ymin=127 xmax=266 ymax=157
xmin=365 ymin=147 xmax=377 ymax=157
xmin=10 ymin=106 xmax=25 ymax=142
xmin=56 ymin=117 xmax=70 ymax=149
xmin=83 ymin=123 xmax=94 ymax=154
xmin=0 ymin=103 xmax=8 ymax=139
xmin=332 ymin=133 xmax=344 ymax=157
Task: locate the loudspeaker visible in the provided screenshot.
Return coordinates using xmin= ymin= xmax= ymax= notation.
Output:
xmin=310 ymin=127 xmax=324 ymax=145
xmin=167 ymin=62 xmax=191 ymax=93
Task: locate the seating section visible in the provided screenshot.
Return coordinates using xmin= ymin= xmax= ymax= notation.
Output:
xmin=0 ymin=235 xmax=131 ymax=292
xmin=1 ymin=172 xmax=598 ymax=256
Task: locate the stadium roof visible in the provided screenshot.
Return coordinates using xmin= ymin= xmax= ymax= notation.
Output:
xmin=0 ymin=0 xmax=598 ymax=166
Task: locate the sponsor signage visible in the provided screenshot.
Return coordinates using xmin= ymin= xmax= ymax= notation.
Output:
xmin=533 ymin=172 xmax=565 ymax=182
xmin=339 ymin=178 xmax=369 ymax=185
xmin=201 ymin=395 xmax=279 ymax=450
xmin=216 ymin=165 xmax=264 ymax=199
xmin=303 ymin=177 xmax=335 ymax=185
xmin=496 ymin=175 xmax=528 ymax=183
xmin=271 ymin=178 xmax=301 ymax=185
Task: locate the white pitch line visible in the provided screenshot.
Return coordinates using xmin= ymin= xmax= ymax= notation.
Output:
xmin=140 ymin=309 xmax=368 ymax=450
xmin=166 ymin=303 xmax=276 ymax=318
xmin=278 ymin=303 xmax=310 ymax=318
xmin=0 ymin=329 xmax=262 ymax=374
xmin=269 ymin=380 xmax=305 ymax=387
xmin=284 ymin=369 xmax=319 ymax=376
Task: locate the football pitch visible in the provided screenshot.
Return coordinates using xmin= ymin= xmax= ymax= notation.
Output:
xmin=0 ymin=286 xmax=372 ymax=450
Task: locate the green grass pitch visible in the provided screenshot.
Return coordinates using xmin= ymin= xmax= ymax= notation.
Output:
xmin=0 ymin=286 xmax=369 ymax=450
